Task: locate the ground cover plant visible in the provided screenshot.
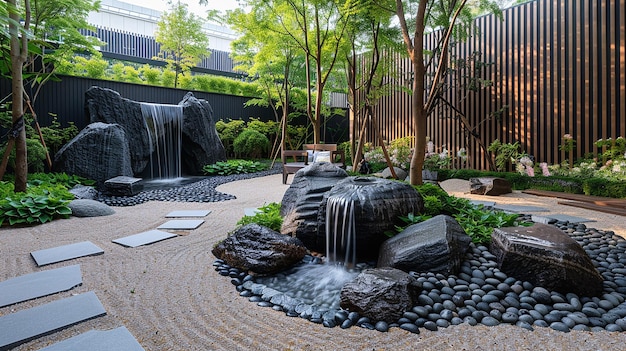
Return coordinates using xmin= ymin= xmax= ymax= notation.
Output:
xmin=202 ymin=159 xmax=269 ymax=176
xmin=0 ymin=173 xmax=93 ymax=227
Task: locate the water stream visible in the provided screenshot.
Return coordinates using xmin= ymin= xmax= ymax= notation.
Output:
xmin=140 ymin=103 xmax=184 ymax=179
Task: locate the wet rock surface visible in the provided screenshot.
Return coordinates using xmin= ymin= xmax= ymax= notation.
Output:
xmin=212 ymin=224 xmax=308 ymax=274
xmin=340 ymin=267 xmax=421 ymax=323
xmin=378 ymin=215 xmax=471 ymax=276
xmin=490 ymin=223 xmax=604 ymax=297
xmin=216 ymin=219 xmax=626 ymax=334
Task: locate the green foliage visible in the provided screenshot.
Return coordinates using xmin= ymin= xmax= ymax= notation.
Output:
xmin=233 ymin=129 xmax=270 ymax=159
xmin=202 ymin=159 xmax=269 ymax=176
xmin=140 ymin=64 xmax=161 ymax=85
xmin=38 ymin=116 xmax=79 ymax=155
xmin=236 ymin=202 xmax=283 ymax=232
xmin=215 ymin=119 xmax=246 ymax=157
xmin=0 ymin=182 xmax=73 ymax=227
xmin=26 ymin=172 xmax=95 ymax=187
xmin=488 ymin=140 xmax=527 ymax=172
xmin=0 ymin=138 xmax=47 ymax=173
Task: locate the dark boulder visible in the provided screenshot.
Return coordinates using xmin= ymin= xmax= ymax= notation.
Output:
xmin=211 ymin=224 xmax=308 ymax=274
xmin=490 ymin=223 xmax=604 ymax=297
xmin=53 ymin=122 xmax=133 ymax=185
xmin=84 ymin=86 xmax=226 ymax=176
xmin=377 ymin=215 xmax=471 ymax=276
xmin=340 ymin=267 xmax=421 ymax=323
xmin=470 ymin=177 xmax=512 ymax=196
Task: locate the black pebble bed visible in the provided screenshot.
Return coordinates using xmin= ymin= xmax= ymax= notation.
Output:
xmin=96 ymin=165 xmax=282 ymax=206
xmin=95 ymin=169 xmax=626 ymax=334
xmin=214 ymin=219 xmax=626 ymax=334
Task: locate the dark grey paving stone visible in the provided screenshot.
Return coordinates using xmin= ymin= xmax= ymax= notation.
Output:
xmin=543 ymin=214 xmax=596 ymax=223
xmin=112 ymin=230 xmax=177 ymax=248
xmin=31 ymin=242 xmax=104 ymax=267
xmin=165 ymin=210 xmax=211 ymax=218
xmin=0 ymin=265 xmax=82 ymax=308
xmin=0 ymin=292 xmax=106 ymax=350
xmin=493 ymin=204 xmax=549 ymax=213
xmin=157 ymin=219 xmax=204 ymax=230
xmin=37 ymin=326 xmax=144 ymax=351
xmin=470 ymin=200 xmax=496 ymax=208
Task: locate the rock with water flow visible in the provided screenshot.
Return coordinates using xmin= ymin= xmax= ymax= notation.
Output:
xmin=377 ymin=215 xmax=471 ymax=275
xmin=490 ymin=223 xmax=604 ymax=297
xmin=340 ymin=267 xmax=421 ymax=323
xmin=212 ymin=224 xmax=308 ymax=274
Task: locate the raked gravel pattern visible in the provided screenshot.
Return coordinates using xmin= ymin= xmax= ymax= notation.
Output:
xmin=215 ymin=219 xmax=626 ymax=335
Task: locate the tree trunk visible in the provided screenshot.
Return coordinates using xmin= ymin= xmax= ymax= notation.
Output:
xmin=9 ymin=0 xmax=29 ymax=192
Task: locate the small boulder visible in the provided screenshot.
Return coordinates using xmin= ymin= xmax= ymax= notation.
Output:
xmin=69 ymin=199 xmax=115 ymax=217
xmin=377 ymin=215 xmax=471 ymax=276
xmin=470 ymin=177 xmax=512 ymax=196
xmin=212 ymin=224 xmax=308 ymax=274
xmin=68 ymin=185 xmax=99 ymax=200
xmin=490 ymin=223 xmax=604 ymax=297
xmin=340 ymin=267 xmax=421 ymax=323
xmin=380 ymin=167 xmax=408 ymax=180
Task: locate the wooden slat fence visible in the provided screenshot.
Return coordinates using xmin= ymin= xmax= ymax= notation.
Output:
xmin=353 ymin=0 xmax=626 ymax=170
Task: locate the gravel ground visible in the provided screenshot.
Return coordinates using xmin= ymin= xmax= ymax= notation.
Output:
xmin=1 ymin=174 xmax=626 ymax=350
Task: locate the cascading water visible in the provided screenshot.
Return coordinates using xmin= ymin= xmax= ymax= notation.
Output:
xmin=325 ymin=194 xmax=357 ymax=268
xmin=140 ymin=103 xmax=183 ymax=179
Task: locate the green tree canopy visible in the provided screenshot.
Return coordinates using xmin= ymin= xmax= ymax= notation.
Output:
xmin=155 ymin=1 xmax=211 ymax=88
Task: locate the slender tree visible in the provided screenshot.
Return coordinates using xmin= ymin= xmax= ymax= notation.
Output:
xmin=155 ymin=1 xmax=210 ymax=88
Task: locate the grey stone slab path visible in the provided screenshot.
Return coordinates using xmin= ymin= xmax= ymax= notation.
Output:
xmin=0 ymin=265 xmax=82 ymax=308
xmin=539 ymin=214 xmax=596 ymax=224
xmin=0 ymin=292 xmax=106 ymax=351
xmin=157 ymin=219 xmax=204 ymax=230
xmin=37 ymin=326 xmax=144 ymax=351
xmin=165 ymin=210 xmax=211 ymax=218
xmin=112 ymin=229 xmax=177 ymax=248
xmin=470 ymin=200 xmax=497 ymax=208
xmin=31 ymin=241 xmax=104 ymax=267
xmin=493 ymin=204 xmax=549 ymax=213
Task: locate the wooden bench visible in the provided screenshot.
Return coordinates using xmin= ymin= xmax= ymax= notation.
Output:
xmin=281 ymin=144 xmax=346 ymax=184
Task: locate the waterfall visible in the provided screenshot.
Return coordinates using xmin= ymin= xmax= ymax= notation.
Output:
xmin=140 ymin=103 xmax=183 ymax=179
xmin=325 ymin=194 xmax=357 ymax=268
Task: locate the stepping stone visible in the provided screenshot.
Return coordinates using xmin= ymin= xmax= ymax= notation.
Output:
xmin=165 ymin=210 xmax=211 ymax=218
xmin=244 ymin=208 xmax=261 ymax=216
xmin=31 ymin=241 xmax=104 ymax=267
xmin=157 ymin=219 xmax=204 ymax=230
xmin=470 ymin=200 xmax=496 ymax=208
xmin=112 ymin=230 xmax=177 ymax=248
xmin=0 ymin=292 xmax=106 ymax=350
xmin=543 ymin=214 xmax=595 ymax=224
xmin=0 ymin=265 xmax=82 ymax=308
xmin=37 ymin=326 xmax=144 ymax=351
xmin=493 ymin=204 xmax=549 ymax=213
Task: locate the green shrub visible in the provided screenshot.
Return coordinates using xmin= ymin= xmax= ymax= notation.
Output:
xmin=215 ymin=119 xmax=246 ymax=157
xmin=0 ymin=183 xmax=73 ymax=227
xmin=236 ymin=202 xmax=282 ymax=231
xmin=233 ymin=129 xmax=269 ymax=158
xmin=202 ymin=159 xmax=268 ymax=175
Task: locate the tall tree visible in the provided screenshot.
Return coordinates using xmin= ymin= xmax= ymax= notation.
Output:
xmin=155 ymin=1 xmax=210 ymax=88
xmin=394 ymin=0 xmax=500 ymax=185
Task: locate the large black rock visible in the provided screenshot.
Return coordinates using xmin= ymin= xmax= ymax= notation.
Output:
xmin=377 ymin=215 xmax=471 ymax=276
xmin=490 ymin=223 xmax=604 ymax=297
xmin=84 ymin=86 xmax=226 ymax=176
xmin=340 ymin=267 xmax=421 ymax=323
xmin=211 ymin=224 xmax=308 ymax=274
xmin=53 ymin=122 xmax=133 ymax=184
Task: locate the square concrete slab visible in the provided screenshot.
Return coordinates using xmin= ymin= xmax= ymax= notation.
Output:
xmin=470 ymin=200 xmax=496 ymax=208
xmin=112 ymin=230 xmax=177 ymax=248
xmin=0 ymin=265 xmax=82 ymax=308
xmin=31 ymin=242 xmax=104 ymax=267
xmin=544 ymin=214 xmax=596 ymax=223
xmin=165 ymin=210 xmax=211 ymax=218
xmin=157 ymin=219 xmax=204 ymax=230
xmin=37 ymin=327 xmax=144 ymax=351
xmin=244 ymin=208 xmax=262 ymax=216
xmin=0 ymin=291 xmax=106 ymax=350
xmin=493 ymin=204 xmax=549 ymax=213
